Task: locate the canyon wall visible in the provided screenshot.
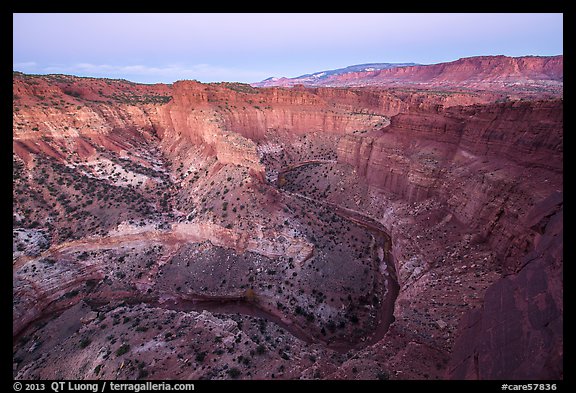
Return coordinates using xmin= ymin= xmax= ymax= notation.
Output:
xmin=14 ymin=74 xmax=507 ymax=165
xmin=14 ymin=76 xmax=389 ymax=173
xmin=447 ymin=192 xmax=563 ymax=379
xmin=13 ymin=72 xmax=563 ymax=380
xmin=334 ymin=97 xmax=562 ymax=379
xmin=337 ymin=99 xmax=562 ymax=268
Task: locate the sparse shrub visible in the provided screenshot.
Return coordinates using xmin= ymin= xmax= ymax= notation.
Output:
xmin=195 ymin=351 xmax=207 ymax=362
xmin=376 ymin=370 xmax=390 ymax=380
xmin=227 ymin=367 xmax=241 ymax=379
xmin=64 ymin=289 xmax=80 ymax=298
xmin=115 ymin=343 xmax=130 ymax=356
xmin=137 ymin=368 xmax=149 ymax=379
xmin=79 ymin=337 xmax=91 ymax=349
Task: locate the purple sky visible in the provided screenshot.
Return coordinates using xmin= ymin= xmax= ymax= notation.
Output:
xmin=13 ymin=13 xmax=563 ymax=84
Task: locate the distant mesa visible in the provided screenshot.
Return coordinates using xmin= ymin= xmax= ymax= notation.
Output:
xmin=253 ymin=62 xmax=420 ymax=87
xmin=251 ymin=55 xmax=563 ymax=91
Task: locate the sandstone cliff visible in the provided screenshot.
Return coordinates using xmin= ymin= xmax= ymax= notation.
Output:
xmin=13 ymin=72 xmax=563 ymax=380
xmin=447 ymin=192 xmax=563 ymax=379
xmin=337 ymin=99 xmax=562 ymax=267
xmin=253 ymin=55 xmax=563 ymax=97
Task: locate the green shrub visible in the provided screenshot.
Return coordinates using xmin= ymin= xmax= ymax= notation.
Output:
xmin=115 ymin=343 xmax=130 ymax=356
xmin=79 ymin=338 xmax=91 ymax=349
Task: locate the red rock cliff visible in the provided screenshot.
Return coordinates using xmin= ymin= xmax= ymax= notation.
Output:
xmin=259 ymin=55 xmax=563 ymax=94
xmin=446 ymin=192 xmax=563 ymax=379
xmin=337 ymin=99 xmax=563 ymax=270
xmin=13 ymin=72 xmax=563 ymax=380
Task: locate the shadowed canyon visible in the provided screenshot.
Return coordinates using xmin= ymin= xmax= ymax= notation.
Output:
xmin=13 ymin=55 xmax=563 ymax=380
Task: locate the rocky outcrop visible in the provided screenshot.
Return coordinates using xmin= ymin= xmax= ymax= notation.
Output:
xmin=337 ymin=99 xmax=562 ymax=266
xmin=254 ymin=55 xmax=563 ymax=95
xmin=339 ymin=99 xmax=563 ymax=174
xmin=446 ymin=192 xmax=563 ymax=379
xmin=13 ymin=73 xmax=515 ymax=167
xmin=12 ymin=72 xmax=563 ymax=380
xmin=12 ymin=217 xmax=315 ymax=338
xmin=330 ymin=97 xmax=563 ymax=380
xmin=13 ymin=254 xmax=106 ymax=336
xmin=13 ymin=76 xmax=385 ymax=173
xmin=365 ymin=55 xmax=563 ymax=85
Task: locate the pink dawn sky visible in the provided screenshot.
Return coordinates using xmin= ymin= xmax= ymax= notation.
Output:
xmin=13 ymin=13 xmax=563 ymax=84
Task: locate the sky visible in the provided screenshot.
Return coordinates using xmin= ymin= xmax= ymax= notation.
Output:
xmin=13 ymin=13 xmax=563 ymax=84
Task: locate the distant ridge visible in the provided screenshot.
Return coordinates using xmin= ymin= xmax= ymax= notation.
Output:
xmin=251 ymin=55 xmax=563 ymax=91
xmin=252 ymin=62 xmax=419 ymax=87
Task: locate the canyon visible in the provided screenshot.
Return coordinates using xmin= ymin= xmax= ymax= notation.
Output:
xmin=12 ymin=55 xmax=563 ymax=380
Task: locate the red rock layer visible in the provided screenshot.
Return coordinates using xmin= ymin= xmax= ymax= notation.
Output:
xmin=254 ymin=55 xmax=563 ymax=94
xmin=367 ymin=55 xmax=563 ymax=84
xmin=15 ymin=75 xmax=499 ymax=173
xmin=337 ymin=99 xmax=563 ymax=271
xmin=446 ymin=192 xmax=563 ymax=379
xmin=13 ymin=73 xmax=563 ymax=380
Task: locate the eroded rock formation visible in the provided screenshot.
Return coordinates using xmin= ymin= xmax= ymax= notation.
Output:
xmin=253 ymin=55 xmax=563 ymax=96
xmin=13 ymin=69 xmax=562 ymax=380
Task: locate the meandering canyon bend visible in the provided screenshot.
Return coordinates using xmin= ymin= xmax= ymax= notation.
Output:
xmin=13 ymin=56 xmax=563 ymax=380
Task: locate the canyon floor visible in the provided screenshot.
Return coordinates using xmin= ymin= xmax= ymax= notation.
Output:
xmin=12 ymin=62 xmax=563 ymax=380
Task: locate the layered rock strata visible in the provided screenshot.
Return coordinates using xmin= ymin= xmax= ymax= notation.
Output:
xmin=13 ymin=72 xmax=562 ymax=380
